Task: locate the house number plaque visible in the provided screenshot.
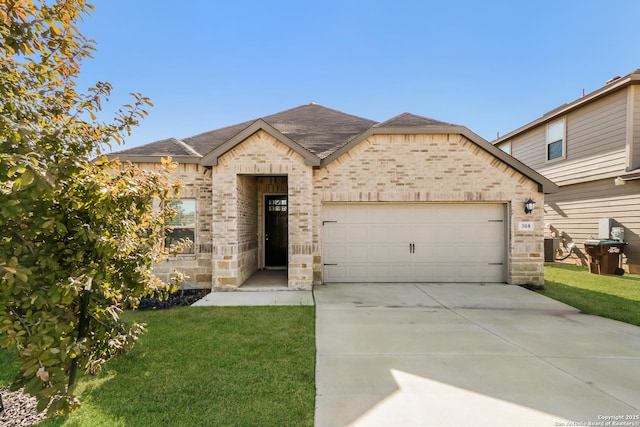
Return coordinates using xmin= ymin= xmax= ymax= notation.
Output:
xmin=518 ymin=222 xmax=534 ymax=232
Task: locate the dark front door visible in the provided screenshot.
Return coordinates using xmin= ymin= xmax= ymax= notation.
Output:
xmin=265 ymin=195 xmax=288 ymax=267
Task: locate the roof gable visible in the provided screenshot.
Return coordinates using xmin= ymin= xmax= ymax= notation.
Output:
xmin=320 ymin=120 xmax=558 ymax=194
xmin=200 ymin=119 xmax=321 ymax=167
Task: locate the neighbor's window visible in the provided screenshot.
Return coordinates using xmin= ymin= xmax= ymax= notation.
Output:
xmin=546 ymin=119 xmax=566 ymax=161
xmin=166 ymin=199 xmax=196 ymax=254
xmin=497 ymin=141 xmax=511 ymax=155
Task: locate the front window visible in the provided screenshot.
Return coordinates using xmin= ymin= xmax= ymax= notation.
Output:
xmin=166 ymin=199 xmax=196 ymax=254
xmin=546 ymin=119 xmax=566 ymax=161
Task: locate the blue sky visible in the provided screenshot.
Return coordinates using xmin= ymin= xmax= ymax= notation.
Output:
xmin=76 ymin=0 xmax=640 ymax=150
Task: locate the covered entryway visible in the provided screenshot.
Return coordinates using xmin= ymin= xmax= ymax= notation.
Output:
xmin=321 ymin=203 xmax=507 ymax=283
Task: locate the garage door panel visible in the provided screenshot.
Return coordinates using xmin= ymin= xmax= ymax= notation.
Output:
xmin=412 ymin=245 xmax=435 ymax=258
xmin=323 ymin=265 xmax=347 ymax=282
xmin=367 ymin=265 xmax=391 ymax=280
xmin=432 ymin=265 xmax=459 ymax=281
xmin=417 ymin=244 xmax=462 ymax=261
xmin=389 ymin=264 xmax=416 ymax=280
xmin=370 ymin=208 xmax=392 ymax=223
xmin=325 ymin=226 xmax=347 ymax=241
xmin=346 ymin=226 xmax=369 ymax=241
xmin=393 ymin=226 xmax=415 ymax=241
xmin=412 ymin=265 xmax=435 ymax=280
xmin=322 ymin=203 xmax=506 ymax=283
xmin=473 ymin=226 xmax=504 ymax=241
xmin=347 ymin=246 xmax=369 ymax=260
xmin=324 ymin=245 xmax=347 ymax=263
xmin=412 ymin=226 xmax=436 ymax=241
xmin=369 ymin=227 xmax=392 ymax=241
xmin=386 ymin=245 xmax=410 ymax=259
xmin=367 ymin=245 xmax=391 ymax=259
xmin=453 ymin=245 xmax=503 ymax=262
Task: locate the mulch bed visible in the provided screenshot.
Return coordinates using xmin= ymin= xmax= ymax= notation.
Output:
xmin=137 ymin=288 xmax=209 ymax=310
xmin=0 ymin=388 xmax=46 ymax=427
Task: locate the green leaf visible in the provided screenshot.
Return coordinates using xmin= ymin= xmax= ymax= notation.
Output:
xmin=8 ymin=165 xmax=26 ymax=177
xmin=20 ymin=169 xmax=35 ymax=186
xmin=0 ymin=1 xmax=179 ymax=416
xmin=36 ymin=394 xmax=50 ymax=413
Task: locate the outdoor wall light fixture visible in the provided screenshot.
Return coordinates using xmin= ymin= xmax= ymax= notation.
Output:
xmin=524 ymin=198 xmax=535 ymax=214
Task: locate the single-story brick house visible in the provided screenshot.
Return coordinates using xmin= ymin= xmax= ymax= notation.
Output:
xmin=110 ymin=104 xmax=558 ymax=289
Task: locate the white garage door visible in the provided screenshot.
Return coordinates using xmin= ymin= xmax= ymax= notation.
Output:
xmin=322 ymin=203 xmax=506 ymax=283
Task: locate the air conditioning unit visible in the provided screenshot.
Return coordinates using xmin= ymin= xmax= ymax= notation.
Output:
xmin=598 ymin=218 xmax=611 ymax=240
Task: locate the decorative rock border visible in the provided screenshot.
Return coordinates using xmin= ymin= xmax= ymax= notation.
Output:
xmin=0 ymin=388 xmax=46 ymax=427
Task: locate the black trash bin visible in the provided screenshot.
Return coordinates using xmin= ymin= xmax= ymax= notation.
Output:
xmin=583 ymin=239 xmax=626 ymax=275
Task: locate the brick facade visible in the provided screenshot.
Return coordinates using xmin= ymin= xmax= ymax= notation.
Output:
xmin=151 ymin=131 xmax=545 ymax=289
xmin=209 ymin=131 xmax=314 ymax=289
xmin=313 ymin=134 xmax=544 ymax=286
xmin=143 ymin=162 xmax=214 ymax=289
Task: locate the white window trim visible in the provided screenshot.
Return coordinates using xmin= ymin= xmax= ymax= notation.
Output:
xmin=546 ymin=118 xmax=566 ymax=163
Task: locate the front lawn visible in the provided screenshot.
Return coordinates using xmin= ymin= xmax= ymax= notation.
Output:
xmin=540 ymin=264 xmax=640 ymax=327
xmin=0 ymin=346 xmax=19 ymax=385
xmin=2 ymin=306 xmax=315 ymax=426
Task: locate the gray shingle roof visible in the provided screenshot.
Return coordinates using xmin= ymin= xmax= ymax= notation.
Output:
xmin=182 ymin=120 xmax=255 ymax=157
xmin=181 ymin=104 xmax=377 ymax=159
xmin=375 ymin=113 xmax=456 ymax=128
xmin=260 ymin=104 xmax=377 ymax=159
xmin=111 ymin=104 xmax=377 ymax=159
xmin=114 ymin=137 xmax=200 ymax=157
xmin=110 ymin=105 xmax=457 ymax=160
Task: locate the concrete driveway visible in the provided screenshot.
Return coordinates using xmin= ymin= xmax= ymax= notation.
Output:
xmin=314 ymin=283 xmax=640 ymax=427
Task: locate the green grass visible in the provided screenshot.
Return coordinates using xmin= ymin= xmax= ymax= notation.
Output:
xmin=2 ymin=306 xmax=315 ymax=426
xmin=0 ymin=346 xmax=19 ymax=386
xmin=540 ymin=264 xmax=640 ymax=326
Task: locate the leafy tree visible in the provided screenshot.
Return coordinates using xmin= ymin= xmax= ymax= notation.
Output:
xmin=0 ymin=0 xmax=185 ymax=415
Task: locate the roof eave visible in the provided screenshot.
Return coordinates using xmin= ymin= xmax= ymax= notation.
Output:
xmin=453 ymin=127 xmax=559 ymax=194
xmin=200 ymin=119 xmax=321 ymax=167
xmin=494 ymin=72 xmax=640 ymax=144
xmin=105 ymin=154 xmax=202 ymax=164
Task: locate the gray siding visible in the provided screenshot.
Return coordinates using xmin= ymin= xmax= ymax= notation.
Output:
xmin=509 ymin=127 xmax=546 ymax=169
xmin=545 ymin=178 xmax=640 ymax=273
xmin=508 ymin=89 xmax=629 ymax=185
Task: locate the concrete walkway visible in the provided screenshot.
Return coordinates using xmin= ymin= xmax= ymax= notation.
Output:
xmin=191 ymin=270 xmax=314 ymax=306
xmin=191 ymin=290 xmax=313 ymax=306
xmin=314 ymin=283 xmax=640 ymax=427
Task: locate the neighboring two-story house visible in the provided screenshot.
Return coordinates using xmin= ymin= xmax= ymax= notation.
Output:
xmin=494 ymin=70 xmax=640 ymax=273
